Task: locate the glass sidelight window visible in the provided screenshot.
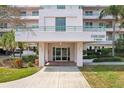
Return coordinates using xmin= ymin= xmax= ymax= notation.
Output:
xmin=56 ymin=48 xmax=61 ymax=60
xmin=62 ymin=48 xmax=67 ymax=60
xmin=55 ymin=17 xmax=66 ymax=31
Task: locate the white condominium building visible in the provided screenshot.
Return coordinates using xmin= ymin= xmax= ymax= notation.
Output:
xmin=1 ymin=5 xmax=122 ymax=67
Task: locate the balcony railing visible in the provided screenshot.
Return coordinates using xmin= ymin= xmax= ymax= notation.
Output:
xmin=83 ymin=26 xmax=106 ymax=31
xmin=83 ymin=13 xmax=113 ymax=19
xmin=16 ymin=26 xmax=83 ymax=32
xmin=15 ymin=26 xmax=124 ymax=32
xmin=20 ymin=14 xmax=39 ymax=16
xmin=83 ymin=13 xmax=100 ymax=16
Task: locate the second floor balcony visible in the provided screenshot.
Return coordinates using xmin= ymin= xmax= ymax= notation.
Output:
xmin=16 ymin=26 xmax=83 ymax=32
xmin=83 ymin=26 xmax=124 ymax=32
xmin=16 ymin=25 xmax=124 ymax=32
xmin=15 ymin=26 xmax=106 ymax=42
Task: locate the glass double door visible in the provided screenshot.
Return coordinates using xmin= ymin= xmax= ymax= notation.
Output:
xmin=53 ymin=47 xmax=70 ymax=61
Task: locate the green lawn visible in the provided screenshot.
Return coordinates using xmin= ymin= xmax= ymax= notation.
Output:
xmin=0 ymin=67 xmax=40 ymax=83
xmin=80 ymin=65 xmax=124 ymax=88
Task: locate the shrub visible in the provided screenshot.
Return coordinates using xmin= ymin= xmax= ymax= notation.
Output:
xmin=11 ymin=58 xmax=23 ymax=68
xmin=22 ymin=55 xmax=38 ymax=63
xmin=28 ymin=62 xmax=34 ymax=67
xmin=101 ymin=48 xmax=112 ymax=57
xmin=83 ymin=55 xmax=96 ymax=59
xmin=93 ymin=57 xmax=122 ymax=62
xmin=87 ymin=50 xmax=95 ymax=56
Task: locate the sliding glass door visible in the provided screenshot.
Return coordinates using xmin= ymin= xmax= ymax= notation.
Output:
xmin=53 ymin=47 xmax=70 ymax=61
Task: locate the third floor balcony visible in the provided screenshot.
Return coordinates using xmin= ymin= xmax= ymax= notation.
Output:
xmin=83 ymin=13 xmax=114 ymax=19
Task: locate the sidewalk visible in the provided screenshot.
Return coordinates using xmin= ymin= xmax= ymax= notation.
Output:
xmin=0 ymin=66 xmax=90 ymax=88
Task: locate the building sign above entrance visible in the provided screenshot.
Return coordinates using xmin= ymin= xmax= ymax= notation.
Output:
xmin=91 ymin=34 xmax=106 ymax=41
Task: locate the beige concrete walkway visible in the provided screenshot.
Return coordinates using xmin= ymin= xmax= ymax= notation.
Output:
xmin=0 ymin=66 xmax=90 ymax=88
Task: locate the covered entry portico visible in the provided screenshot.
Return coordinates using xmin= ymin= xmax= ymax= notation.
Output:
xmin=39 ymin=42 xmax=83 ymax=67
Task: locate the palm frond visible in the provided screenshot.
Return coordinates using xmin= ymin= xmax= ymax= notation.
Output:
xmin=99 ymin=5 xmax=121 ymax=21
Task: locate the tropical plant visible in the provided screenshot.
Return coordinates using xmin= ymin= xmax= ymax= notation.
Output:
xmin=0 ymin=31 xmax=16 ymax=55
xmin=11 ymin=58 xmax=23 ymax=68
xmin=99 ymin=5 xmax=124 ymax=56
xmin=0 ymin=5 xmax=25 ymax=55
xmin=115 ymin=38 xmax=124 ymax=53
xmin=22 ymin=55 xmax=38 ymax=63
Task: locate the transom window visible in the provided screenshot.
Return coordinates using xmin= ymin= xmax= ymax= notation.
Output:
xmin=57 ymin=5 xmax=65 ymax=9
xmin=55 ymin=17 xmax=66 ymax=31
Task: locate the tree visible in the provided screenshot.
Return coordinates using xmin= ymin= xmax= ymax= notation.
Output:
xmin=0 ymin=5 xmax=25 ymax=55
xmin=0 ymin=30 xmax=26 ymax=56
xmin=99 ymin=5 xmax=124 ymax=56
xmin=0 ymin=30 xmax=17 ymax=55
xmin=115 ymin=38 xmax=124 ymax=56
xmin=0 ymin=5 xmax=25 ymax=28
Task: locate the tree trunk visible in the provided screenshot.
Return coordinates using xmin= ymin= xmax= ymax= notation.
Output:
xmin=112 ymin=21 xmax=116 ymax=56
xmin=12 ymin=48 xmax=15 ymax=57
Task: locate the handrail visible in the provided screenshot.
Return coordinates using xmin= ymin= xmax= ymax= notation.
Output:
xmin=15 ymin=26 xmax=124 ymax=32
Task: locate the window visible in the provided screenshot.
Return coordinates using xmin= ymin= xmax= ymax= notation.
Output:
xmin=99 ymin=23 xmax=105 ymax=28
xmin=0 ymin=11 xmax=7 ymax=16
xmin=57 ymin=5 xmax=65 ymax=9
xmin=85 ymin=11 xmax=93 ymax=16
xmin=32 ymin=11 xmax=39 ymax=16
xmin=32 ymin=24 xmax=39 ymax=28
xmin=55 ymin=17 xmax=66 ymax=31
xmin=0 ymin=23 xmax=7 ymax=28
xmin=119 ymin=34 xmax=124 ymax=39
xmin=85 ymin=22 xmax=93 ymax=28
xmin=20 ymin=11 xmax=26 ymax=16
xmin=79 ymin=5 xmax=83 ymax=9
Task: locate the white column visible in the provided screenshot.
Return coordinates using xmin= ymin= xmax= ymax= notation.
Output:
xmin=39 ymin=43 xmax=45 ymax=67
xmin=74 ymin=43 xmax=77 ymax=63
xmin=45 ymin=43 xmax=48 ymax=62
xmin=76 ymin=42 xmax=83 ymax=67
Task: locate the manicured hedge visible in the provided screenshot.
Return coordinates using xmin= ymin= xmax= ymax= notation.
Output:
xmin=83 ymin=55 xmax=96 ymax=59
xmin=22 ymin=55 xmax=38 ymax=63
xmin=93 ymin=57 xmax=122 ymax=62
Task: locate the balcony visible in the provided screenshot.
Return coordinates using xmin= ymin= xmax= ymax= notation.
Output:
xmin=83 ymin=13 xmax=113 ymax=19
xmin=20 ymin=14 xmax=39 ymax=20
xmin=83 ymin=26 xmax=106 ymax=31
xmin=83 ymin=26 xmax=124 ymax=32
xmin=0 ymin=28 xmax=13 ymax=32
xmin=15 ymin=26 xmax=106 ymax=42
xmin=16 ymin=26 xmax=83 ymax=32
